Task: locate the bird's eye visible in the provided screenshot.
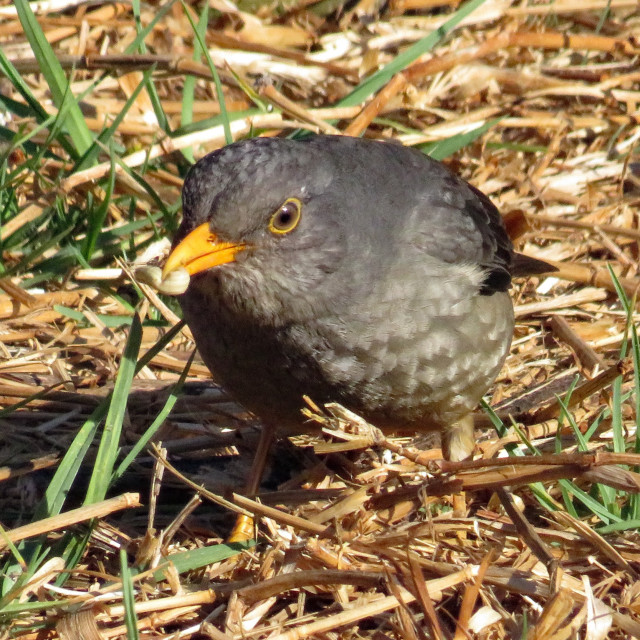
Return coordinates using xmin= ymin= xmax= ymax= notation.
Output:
xmin=268 ymin=198 xmax=302 ymax=235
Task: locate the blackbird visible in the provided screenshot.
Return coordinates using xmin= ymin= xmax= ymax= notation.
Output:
xmin=163 ymin=135 xmax=550 ymax=463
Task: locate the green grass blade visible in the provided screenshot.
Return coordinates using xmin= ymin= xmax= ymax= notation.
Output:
xmin=0 ymin=596 xmax=74 ymax=620
xmin=339 ymin=0 xmax=488 ymax=107
xmin=481 ymin=398 xmax=508 ymax=438
xmin=85 ymin=314 xmax=143 ymax=504
xmin=120 ymin=549 xmax=140 ymax=640
xmin=3 ymin=110 xmax=60 ymax=151
xmin=125 ymin=0 xmax=177 ymax=55
xmin=34 ymin=402 xmax=108 ymax=519
xmin=181 ymin=0 xmax=232 ymax=145
xmin=0 ymin=53 xmax=48 ymax=122
xmin=420 ymin=118 xmax=504 ymax=161
xmin=130 ymin=0 xmax=170 ymax=134
xmin=0 ymin=90 xmax=36 ymax=119
xmin=0 ymin=50 xmax=77 ymax=160
xmin=5 ymin=220 xmax=75 ymax=277
xmin=153 ymin=541 xmax=254 ymax=580
xmin=73 ymin=79 xmax=146 ymax=172
xmin=607 ymin=265 xmax=632 ymax=455
xmin=181 ymin=2 xmax=209 ymax=163
xmin=597 ymin=519 xmax=640 ymax=535
xmin=0 ymin=523 xmax=24 ymax=567
xmin=83 ymin=153 xmax=116 ymax=261
xmin=58 ymin=529 xmax=92 ymax=587
xmin=172 ymin=108 xmax=263 ymax=137
xmin=558 ymin=479 xmax=620 ymax=525
xmin=114 ymin=351 xmax=194 ymax=481
xmin=482 ymin=398 xmax=617 ymax=518
xmin=14 ymin=0 xmax=93 ymax=156
xmin=629 ymin=322 xmax=640 ymax=519
xmin=135 ymin=320 xmax=186 ymax=373
xmin=557 ymin=394 xmax=617 ymax=512
xmin=136 ymin=0 xmax=172 ymax=134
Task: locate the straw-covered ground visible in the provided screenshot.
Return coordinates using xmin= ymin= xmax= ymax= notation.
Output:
xmin=1 ymin=0 xmax=640 ymax=637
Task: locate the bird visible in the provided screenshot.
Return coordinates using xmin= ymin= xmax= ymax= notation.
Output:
xmin=161 ymin=135 xmax=552 ymax=534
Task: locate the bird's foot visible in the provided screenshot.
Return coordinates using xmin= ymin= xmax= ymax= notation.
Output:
xmin=227 ymin=514 xmax=255 ymax=543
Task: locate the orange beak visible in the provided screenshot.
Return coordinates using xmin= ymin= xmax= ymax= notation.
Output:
xmin=162 ymin=222 xmax=247 ymax=279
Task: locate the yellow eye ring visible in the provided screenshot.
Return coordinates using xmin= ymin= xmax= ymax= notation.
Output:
xmin=268 ymin=198 xmax=302 ymax=235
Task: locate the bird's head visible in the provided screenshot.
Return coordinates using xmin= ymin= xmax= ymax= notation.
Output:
xmin=162 ymin=137 xmax=352 ymax=324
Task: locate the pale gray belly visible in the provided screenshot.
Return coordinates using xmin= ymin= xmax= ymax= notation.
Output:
xmin=181 ymin=283 xmax=514 ymax=433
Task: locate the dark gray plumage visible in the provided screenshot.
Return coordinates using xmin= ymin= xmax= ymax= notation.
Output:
xmin=168 ymin=135 xmax=549 ymax=461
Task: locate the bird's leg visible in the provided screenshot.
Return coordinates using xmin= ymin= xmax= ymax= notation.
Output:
xmin=227 ymin=422 xmax=277 ymax=543
xmin=442 ymin=413 xmax=475 ymax=517
xmin=442 ymin=413 xmax=475 ymax=462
